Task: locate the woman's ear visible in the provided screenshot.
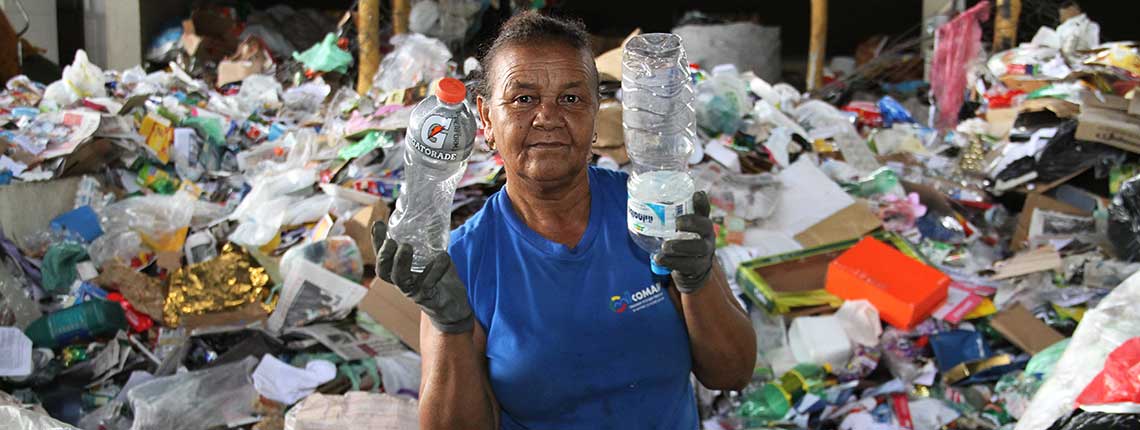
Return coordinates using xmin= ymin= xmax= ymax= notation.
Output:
xmin=477 ymin=95 xmax=494 ymax=143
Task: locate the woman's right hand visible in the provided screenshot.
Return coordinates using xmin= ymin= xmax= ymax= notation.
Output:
xmin=371 ymin=221 xmax=474 ymax=334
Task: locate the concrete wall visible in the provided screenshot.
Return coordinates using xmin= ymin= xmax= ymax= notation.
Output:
xmin=0 ymin=0 xmax=59 ymax=63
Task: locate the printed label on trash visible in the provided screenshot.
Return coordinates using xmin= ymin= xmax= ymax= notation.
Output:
xmin=411 ymin=112 xmax=474 ymax=162
xmin=627 ymin=198 xmax=690 ymax=238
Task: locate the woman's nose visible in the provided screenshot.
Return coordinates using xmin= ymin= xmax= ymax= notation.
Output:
xmin=532 ymin=100 xmax=565 ymax=130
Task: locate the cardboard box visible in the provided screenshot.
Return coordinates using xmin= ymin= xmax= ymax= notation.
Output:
xmin=1011 ymin=192 xmax=1089 ymax=251
xmin=594 ymin=29 xmax=641 ymax=82
xmin=737 ymin=232 xmax=918 ymax=314
xmin=358 ymin=278 xmax=421 ymax=352
xmin=826 ymin=237 xmax=950 ymax=330
xmin=793 ymin=200 xmax=883 ymax=249
xmin=1075 ymin=106 xmax=1140 ymax=153
xmin=343 ymin=202 xmax=391 ymax=264
xmin=990 ymin=304 xmax=1065 ymax=355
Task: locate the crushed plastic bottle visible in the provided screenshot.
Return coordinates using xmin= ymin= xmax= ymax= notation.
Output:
xmin=387 ymin=78 xmax=476 ymax=272
xmin=621 ymin=33 xmax=698 ymax=275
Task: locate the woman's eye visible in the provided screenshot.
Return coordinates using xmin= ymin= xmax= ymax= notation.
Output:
xmin=514 ymin=95 xmax=534 ymax=104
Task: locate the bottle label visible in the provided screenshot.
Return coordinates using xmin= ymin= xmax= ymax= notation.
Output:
xmin=627 ymin=198 xmax=691 ymax=238
xmin=410 ymin=111 xmax=474 ymax=162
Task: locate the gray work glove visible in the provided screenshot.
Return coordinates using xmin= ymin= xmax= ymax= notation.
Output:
xmin=654 ymin=191 xmax=715 ymax=294
xmin=371 ymin=222 xmax=474 ymax=334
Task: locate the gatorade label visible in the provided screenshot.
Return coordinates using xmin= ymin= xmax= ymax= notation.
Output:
xmin=627 ymin=198 xmax=691 ymax=238
xmin=411 ymin=111 xmax=474 ymax=162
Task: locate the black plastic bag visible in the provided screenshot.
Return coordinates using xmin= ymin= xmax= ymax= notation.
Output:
xmin=1109 ymin=175 xmax=1140 ymax=261
xmin=1045 ymin=410 xmax=1140 ymax=430
xmin=1036 ymin=120 xmax=1126 ymax=183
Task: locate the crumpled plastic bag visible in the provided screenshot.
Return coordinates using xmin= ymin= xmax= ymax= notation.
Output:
xmin=1057 ymin=13 xmax=1100 ymax=59
xmin=128 ymin=356 xmax=259 ymax=430
xmin=835 ymin=300 xmax=882 ymax=347
xmin=228 ymin=167 xmax=319 ymax=247
xmin=1108 ymin=175 xmax=1140 ymax=262
xmin=293 ymin=33 xmax=353 ymax=74
xmin=694 ymin=64 xmax=749 ymax=136
xmin=1015 ymin=272 xmax=1140 ymax=430
xmin=1075 ymin=337 xmax=1140 ymax=412
xmin=42 ymin=50 xmax=107 ymax=110
xmin=99 ymin=193 xmax=196 ymax=253
xmin=372 ymin=33 xmax=451 ymax=94
xmin=280 ymin=236 xmax=365 ymax=283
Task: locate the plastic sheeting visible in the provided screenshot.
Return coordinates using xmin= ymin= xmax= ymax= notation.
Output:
xmin=127 ymin=356 xmax=259 ymax=430
xmin=1015 ymin=272 xmax=1140 ymax=430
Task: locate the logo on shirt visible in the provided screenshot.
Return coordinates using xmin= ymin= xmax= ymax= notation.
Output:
xmin=610 ymin=295 xmax=629 ymax=313
xmin=608 ymin=284 xmax=666 ymax=314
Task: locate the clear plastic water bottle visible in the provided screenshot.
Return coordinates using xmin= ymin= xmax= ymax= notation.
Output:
xmin=387 ymin=77 xmax=476 ymax=272
xmin=622 ymin=33 xmax=698 ymax=275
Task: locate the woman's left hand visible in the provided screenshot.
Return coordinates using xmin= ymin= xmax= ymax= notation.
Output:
xmin=655 ymin=191 xmax=715 ymax=294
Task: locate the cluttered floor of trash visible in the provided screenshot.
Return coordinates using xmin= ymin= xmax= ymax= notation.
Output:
xmin=4 ymin=1 xmax=1140 ymax=429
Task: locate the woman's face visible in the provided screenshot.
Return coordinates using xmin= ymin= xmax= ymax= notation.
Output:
xmin=478 ymin=41 xmax=598 ymax=187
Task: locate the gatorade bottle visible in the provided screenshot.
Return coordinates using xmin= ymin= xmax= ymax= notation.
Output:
xmin=24 ymin=300 xmax=128 ymax=349
xmin=388 ymin=78 xmax=477 ymax=272
xmin=621 ymin=33 xmax=698 ymax=275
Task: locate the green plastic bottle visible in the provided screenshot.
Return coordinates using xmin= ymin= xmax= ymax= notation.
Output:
xmin=24 ymin=300 xmax=128 ymax=349
xmin=738 ymin=363 xmax=830 ymax=422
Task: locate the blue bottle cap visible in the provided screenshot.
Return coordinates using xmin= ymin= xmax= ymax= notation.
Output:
xmin=650 ymin=258 xmax=671 ymax=276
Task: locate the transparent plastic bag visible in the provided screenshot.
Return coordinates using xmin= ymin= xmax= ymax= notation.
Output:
xmin=88 ymin=231 xmax=144 ymax=269
xmin=236 ymin=74 xmax=283 ymax=117
xmin=1015 ymin=272 xmax=1140 ymax=430
xmin=228 ymin=168 xmax=318 ymax=247
xmin=128 ymin=356 xmax=259 ymax=430
xmin=372 ymin=33 xmax=451 ymax=94
xmin=0 ymin=263 xmax=41 ymax=329
xmin=100 ymin=194 xmax=195 ymax=252
xmin=279 ymin=236 xmax=365 ymax=283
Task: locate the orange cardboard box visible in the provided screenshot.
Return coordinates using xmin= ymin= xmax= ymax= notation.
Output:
xmin=826 ymin=237 xmax=950 ymax=330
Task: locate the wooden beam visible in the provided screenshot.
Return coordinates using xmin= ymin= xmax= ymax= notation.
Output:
xmin=392 ymin=0 xmax=410 ymax=35
xmin=807 ymin=0 xmax=828 ymax=91
xmin=357 ymin=0 xmax=382 ymax=94
xmin=993 ymin=0 xmax=1021 ymax=52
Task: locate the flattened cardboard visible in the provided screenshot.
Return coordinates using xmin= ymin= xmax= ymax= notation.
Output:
xmin=991 ymin=246 xmax=1062 ymax=280
xmin=1075 ymin=107 xmax=1140 ymax=153
xmin=594 ymin=29 xmax=641 ymax=82
xmin=990 ymin=304 xmax=1065 ymax=355
xmin=1011 ymin=192 xmax=1089 ymax=251
xmin=794 ymin=200 xmax=882 ymax=249
xmin=591 ymin=100 xmax=628 ymax=164
xmin=358 ymin=278 xmax=421 ymax=352
xmin=343 ymin=202 xmax=391 ymax=264
xmin=0 ymin=176 xmax=81 ymax=250
xmin=986 ymin=108 xmax=1018 ymax=139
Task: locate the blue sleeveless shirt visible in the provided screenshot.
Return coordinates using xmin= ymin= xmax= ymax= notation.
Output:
xmin=448 ymin=166 xmax=697 ymax=429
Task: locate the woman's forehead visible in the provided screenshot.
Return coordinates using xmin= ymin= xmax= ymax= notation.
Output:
xmin=490 ymin=43 xmax=595 ymax=91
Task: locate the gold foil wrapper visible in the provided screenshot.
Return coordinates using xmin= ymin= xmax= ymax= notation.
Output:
xmin=163 ymin=243 xmax=276 ymax=327
xmin=958 ymin=137 xmax=987 ymax=175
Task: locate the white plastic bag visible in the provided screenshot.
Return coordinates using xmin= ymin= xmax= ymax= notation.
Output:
xmin=1015 ymin=271 xmax=1140 ymax=430
xmin=835 ymin=300 xmax=882 ymax=347
xmin=42 ymin=50 xmax=107 ymax=110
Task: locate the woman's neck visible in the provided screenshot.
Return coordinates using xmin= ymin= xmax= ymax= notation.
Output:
xmin=505 ymin=169 xmax=591 ymax=248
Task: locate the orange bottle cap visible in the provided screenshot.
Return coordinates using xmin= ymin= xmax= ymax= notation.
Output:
xmin=436 ymin=78 xmax=467 ymax=104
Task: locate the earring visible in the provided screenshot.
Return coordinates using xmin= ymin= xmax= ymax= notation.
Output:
xmin=592 ymin=133 xmax=598 ymax=143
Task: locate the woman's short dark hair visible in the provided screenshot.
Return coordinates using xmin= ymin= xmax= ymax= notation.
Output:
xmin=477 ymin=11 xmax=598 ymax=99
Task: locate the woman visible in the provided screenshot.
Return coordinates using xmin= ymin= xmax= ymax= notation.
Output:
xmin=371 ymin=12 xmax=756 ymax=429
